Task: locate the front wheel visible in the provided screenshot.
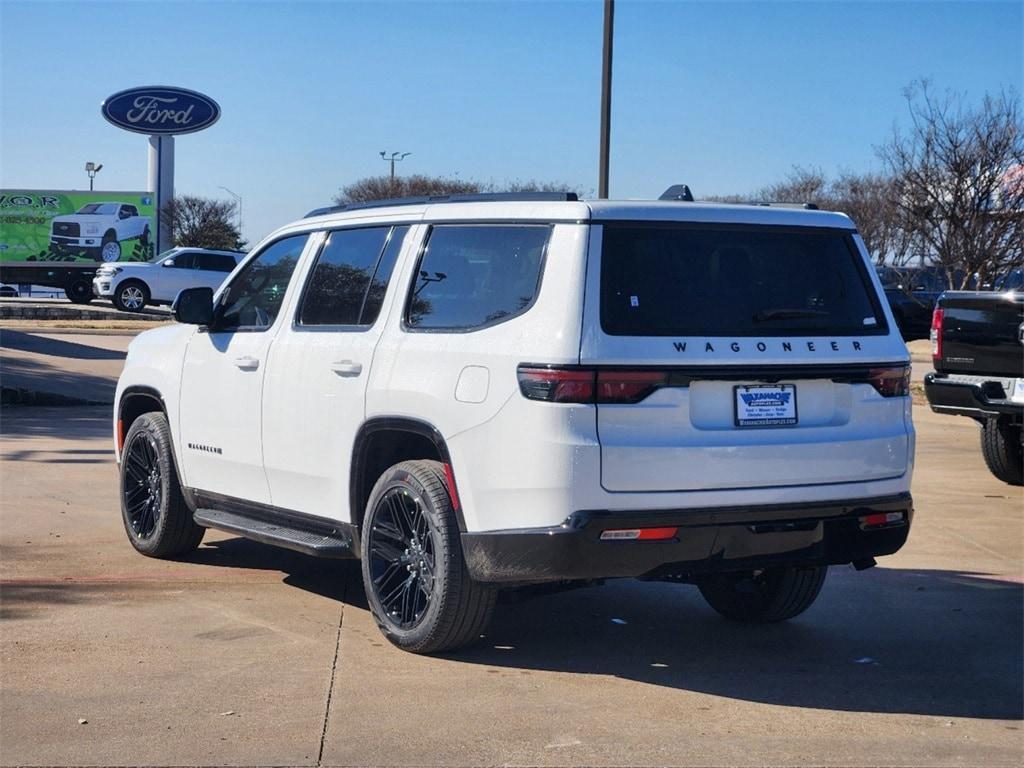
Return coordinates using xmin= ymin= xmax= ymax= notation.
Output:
xmin=698 ymin=566 xmax=828 ymax=623
xmin=114 ymin=280 xmax=149 ymax=312
xmin=361 ymin=460 xmax=495 ymax=654
xmin=980 ymin=419 xmax=1023 ymax=486
xmin=120 ymin=412 xmax=204 ymax=558
xmin=64 ymin=276 xmax=94 ymax=304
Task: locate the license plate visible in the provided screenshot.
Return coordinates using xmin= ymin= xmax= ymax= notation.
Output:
xmin=734 ymin=384 xmax=798 ymax=427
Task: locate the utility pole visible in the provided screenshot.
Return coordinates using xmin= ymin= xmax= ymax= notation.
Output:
xmin=598 ymin=0 xmax=614 ymax=199
xmin=380 ymin=151 xmax=411 ymax=180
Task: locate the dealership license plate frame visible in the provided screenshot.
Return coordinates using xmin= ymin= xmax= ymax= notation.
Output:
xmin=734 ymin=384 xmax=799 ymax=428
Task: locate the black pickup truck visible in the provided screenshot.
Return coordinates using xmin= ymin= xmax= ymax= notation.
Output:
xmin=924 ymin=291 xmax=1023 ymax=485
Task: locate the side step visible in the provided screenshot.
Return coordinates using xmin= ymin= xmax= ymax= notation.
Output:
xmin=193 ymin=508 xmax=357 ymax=559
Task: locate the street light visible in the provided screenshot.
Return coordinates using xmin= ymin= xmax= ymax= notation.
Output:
xmin=598 ymin=0 xmax=614 ymax=198
xmin=85 ymin=162 xmax=103 ymax=191
xmin=218 ymin=186 xmax=242 ymax=235
xmin=379 ymin=151 xmax=411 ymax=180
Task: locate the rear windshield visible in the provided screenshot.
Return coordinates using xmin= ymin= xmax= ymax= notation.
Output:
xmin=600 ymin=224 xmax=887 ymax=337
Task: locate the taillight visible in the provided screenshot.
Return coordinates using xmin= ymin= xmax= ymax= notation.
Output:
xmin=930 ymin=308 xmax=944 ymax=361
xmin=517 ymin=367 xmax=595 ymax=403
xmin=596 ymin=370 xmax=669 ymax=404
xmin=867 ymin=365 xmax=911 ymax=397
xmin=517 ymin=366 xmax=668 ymax=404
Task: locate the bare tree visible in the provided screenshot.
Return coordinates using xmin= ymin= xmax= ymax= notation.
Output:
xmin=161 ymin=195 xmax=244 ymax=250
xmin=879 ymin=81 xmax=1024 ymax=288
xmin=335 ymin=175 xmax=585 ymax=205
xmin=334 ymin=175 xmax=482 ymax=205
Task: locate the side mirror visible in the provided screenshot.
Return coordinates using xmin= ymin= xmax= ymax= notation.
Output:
xmin=162 ymin=259 xmax=174 ymax=267
xmin=173 ymin=287 xmax=214 ymax=326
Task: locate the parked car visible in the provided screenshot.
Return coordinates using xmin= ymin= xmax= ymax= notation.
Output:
xmin=924 ymin=290 xmax=1023 ymax=485
xmin=0 ymin=285 xmax=19 ymax=298
xmin=114 ymin=191 xmax=915 ymax=654
xmin=50 ymin=202 xmax=151 ymax=262
xmin=876 ymin=266 xmax=933 ymax=340
xmin=93 ymin=247 xmax=244 ymax=312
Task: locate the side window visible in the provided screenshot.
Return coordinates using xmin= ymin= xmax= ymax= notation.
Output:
xmin=196 ymin=253 xmax=237 ymax=272
xmin=168 ymin=252 xmax=196 ymax=270
xmin=405 ymin=225 xmax=550 ymax=331
xmin=217 ymin=234 xmax=309 ymax=332
xmin=298 ymin=226 xmax=407 ymax=326
xmin=125 ymin=205 xmax=138 ymax=217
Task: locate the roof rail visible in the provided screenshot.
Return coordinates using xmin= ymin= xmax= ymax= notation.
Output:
xmin=305 ymin=191 xmax=579 ymax=219
xmin=659 ymin=184 xmax=694 ymax=202
xmin=752 ymin=201 xmax=820 ymax=210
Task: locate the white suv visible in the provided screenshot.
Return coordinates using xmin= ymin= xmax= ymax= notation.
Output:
xmin=94 ymin=247 xmax=244 ymax=312
xmin=114 ymin=192 xmax=915 ymax=653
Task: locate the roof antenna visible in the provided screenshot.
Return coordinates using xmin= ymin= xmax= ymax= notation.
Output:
xmin=659 ymin=184 xmax=694 ymax=202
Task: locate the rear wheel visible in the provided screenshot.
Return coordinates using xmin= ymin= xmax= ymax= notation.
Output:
xmin=361 ymin=460 xmax=495 ymax=654
xmin=114 ymin=280 xmax=149 ymax=312
xmin=698 ymin=566 xmax=828 ymax=622
xmin=64 ymin=275 xmax=94 ymax=304
xmin=119 ymin=412 xmax=204 ymax=558
xmin=100 ymin=232 xmax=121 ymax=262
xmin=980 ymin=419 xmax=1023 ymax=486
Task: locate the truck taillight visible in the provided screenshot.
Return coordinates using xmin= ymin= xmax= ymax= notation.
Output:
xmin=930 ymin=308 xmax=944 ymax=361
xmin=517 ymin=366 xmax=668 ymax=404
xmin=867 ymin=365 xmax=911 ymax=397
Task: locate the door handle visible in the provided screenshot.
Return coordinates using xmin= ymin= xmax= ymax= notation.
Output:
xmin=234 ymin=356 xmax=260 ymax=371
xmin=330 ymin=360 xmax=363 ymax=377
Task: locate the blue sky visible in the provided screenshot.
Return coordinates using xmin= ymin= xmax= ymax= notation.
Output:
xmin=2 ymin=0 xmax=1021 ymax=244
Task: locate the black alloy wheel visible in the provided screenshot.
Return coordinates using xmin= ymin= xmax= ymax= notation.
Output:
xmin=361 ymin=460 xmax=495 ymax=653
xmin=123 ymin=430 xmax=162 ymax=539
xmin=367 ymin=487 xmax=437 ymax=628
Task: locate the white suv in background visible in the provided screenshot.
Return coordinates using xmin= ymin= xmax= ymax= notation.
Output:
xmin=93 ymin=247 xmax=244 ymax=312
xmin=113 ymin=192 xmax=915 ymax=654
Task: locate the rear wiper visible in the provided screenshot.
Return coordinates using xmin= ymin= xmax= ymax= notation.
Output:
xmin=753 ymin=308 xmax=830 ymax=322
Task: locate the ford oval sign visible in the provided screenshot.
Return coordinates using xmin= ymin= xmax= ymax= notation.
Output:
xmin=101 ymin=86 xmax=220 ymax=136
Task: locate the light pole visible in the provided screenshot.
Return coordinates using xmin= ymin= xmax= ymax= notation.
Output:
xmin=379 ymin=151 xmax=411 ymax=180
xmin=85 ymin=162 xmax=103 ymax=191
xmin=218 ymin=186 xmax=242 ymax=235
xmin=598 ymin=0 xmax=614 ymax=198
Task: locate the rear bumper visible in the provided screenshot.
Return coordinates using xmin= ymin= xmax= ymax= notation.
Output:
xmin=461 ymin=493 xmax=912 ymax=584
xmin=924 ymin=373 xmax=1023 ymax=420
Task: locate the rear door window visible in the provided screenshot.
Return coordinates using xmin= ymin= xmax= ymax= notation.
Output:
xmin=196 ymin=253 xmax=238 ymax=272
xmin=600 ymin=224 xmax=887 ymax=337
xmin=405 ymin=225 xmax=550 ymax=331
xmin=297 ymin=225 xmax=407 ymax=327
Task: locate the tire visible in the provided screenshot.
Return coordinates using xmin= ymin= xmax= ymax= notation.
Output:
xmin=980 ymin=419 xmax=1023 ymax=486
xmin=698 ymin=566 xmax=828 ymax=623
xmin=100 ymin=232 xmax=121 ymax=263
xmin=119 ymin=412 xmax=204 ymax=558
xmin=64 ymin=276 xmax=94 ymax=304
xmin=114 ymin=280 xmax=149 ymax=312
xmin=360 ymin=460 xmax=495 ymax=654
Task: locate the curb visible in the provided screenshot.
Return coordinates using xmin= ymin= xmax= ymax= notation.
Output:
xmin=0 ymin=305 xmax=168 ymax=322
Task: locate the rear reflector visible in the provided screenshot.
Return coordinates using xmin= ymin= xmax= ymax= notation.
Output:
xmin=861 ymin=512 xmax=905 ymax=528
xmin=600 ymin=527 xmax=678 ymax=541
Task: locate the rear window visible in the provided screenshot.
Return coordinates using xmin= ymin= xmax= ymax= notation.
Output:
xmin=600 ymin=224 xmax=887 ymax=337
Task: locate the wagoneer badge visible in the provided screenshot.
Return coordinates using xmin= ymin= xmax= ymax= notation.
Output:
xmin=101 ymin=86 xmax=221 ymax=136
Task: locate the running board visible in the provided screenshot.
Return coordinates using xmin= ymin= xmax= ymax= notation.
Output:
xmin=193 ymin=507 xmax=357 ymax=559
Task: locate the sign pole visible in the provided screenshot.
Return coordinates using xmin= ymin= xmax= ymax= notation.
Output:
xmin=148 ymin=135 xmax=174 ymax=255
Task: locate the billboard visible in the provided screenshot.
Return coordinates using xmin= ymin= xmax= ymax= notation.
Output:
xmin=0 ymin=190 xmax=156 ymax=264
